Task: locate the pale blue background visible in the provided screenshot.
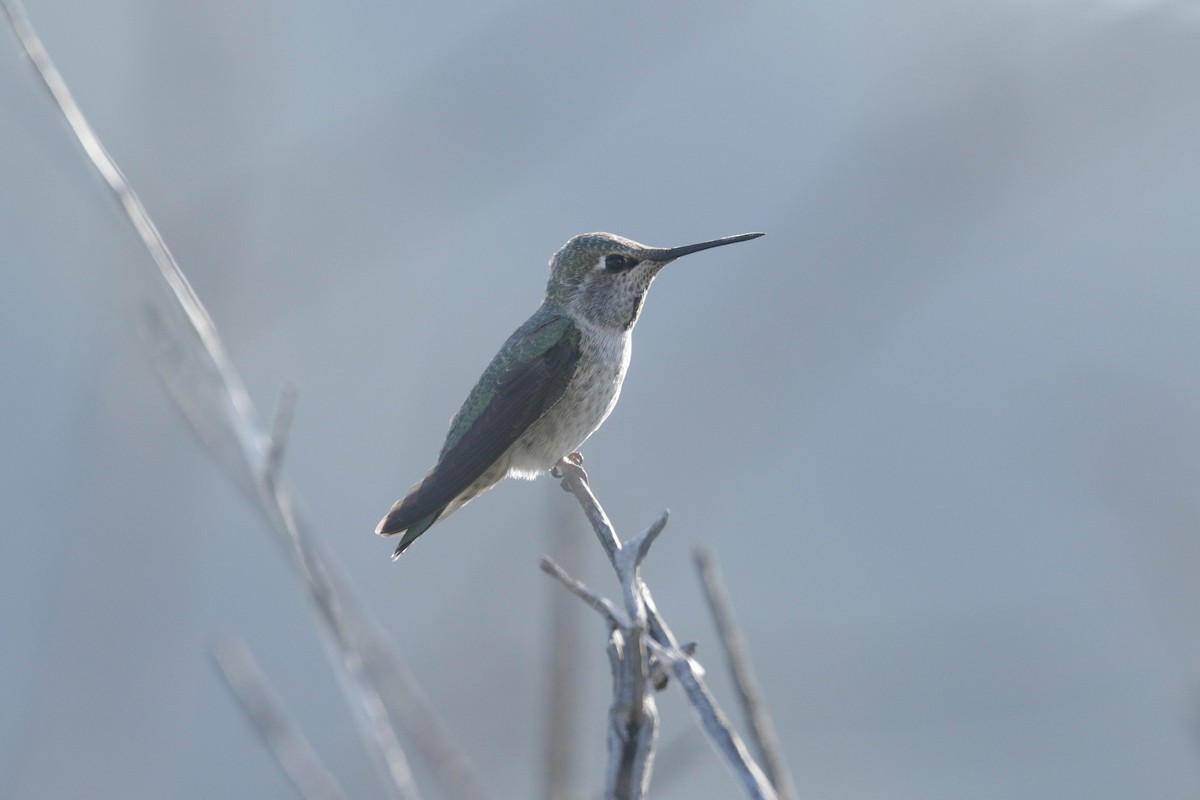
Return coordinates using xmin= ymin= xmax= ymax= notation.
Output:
xmin=5 ymin=1 xmax=1200 ymax=797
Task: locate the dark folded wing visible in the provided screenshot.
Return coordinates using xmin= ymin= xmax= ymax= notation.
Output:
xmin=383 ymin=313 xmax=581 ymax=529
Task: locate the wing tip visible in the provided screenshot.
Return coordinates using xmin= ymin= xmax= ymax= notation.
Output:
xmin=376 ymin=507 xmax=404 ymax=535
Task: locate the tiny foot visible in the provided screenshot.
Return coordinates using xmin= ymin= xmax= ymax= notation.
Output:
xmin=552 ymin=452 xmax=589 ymax=483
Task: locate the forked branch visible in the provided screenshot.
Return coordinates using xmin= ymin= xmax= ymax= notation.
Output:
xmin=548 ymin=457 xmax=783 ymax=800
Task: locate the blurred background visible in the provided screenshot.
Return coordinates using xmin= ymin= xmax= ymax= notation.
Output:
xmin=5 ymin=0 xmax=1200 ymax=797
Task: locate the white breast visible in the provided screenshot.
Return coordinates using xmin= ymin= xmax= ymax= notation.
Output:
xmin=507 ymin=327 xmax=632 ymax=478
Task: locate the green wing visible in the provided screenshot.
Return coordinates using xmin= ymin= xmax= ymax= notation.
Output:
xmin=379 ymin=312 xmax=581 ymax=541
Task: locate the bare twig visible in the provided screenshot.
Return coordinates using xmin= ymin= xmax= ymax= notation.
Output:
xmin=694 ymin=545 xmax=797 ymax=800
xmin=628 ymin=512 xmax=669 ymax=569
xmin=555 ymin=457 xmax=621 ymax=562
xmin=614 ymin=512 xmax=670 ymax=649
xmin=0 ymin=6 xmax=486 ymax=800
xmin=607 ymin=526 xmax=659 ymax=800
xmin=543 ymin=553 xmax=655 ymax=800
xmin=646 ymin=640 xmax=780 ymax=800
xmin=605 ymin=625 xmax=657 ymax=800
xmin=540 ymin=556 xmax=629 ymax=630
xmin=545 ymin=467 xmax=662 ymax=800
xmin=550 ymin=458 xmax=783 ymax=800
xmin=556 ymin=460 xmax=684 ymax=659
xmin=270 ymin=511 xmax=422 ymax=800
xmin=214 ymin=640 xmax=351 ymax=800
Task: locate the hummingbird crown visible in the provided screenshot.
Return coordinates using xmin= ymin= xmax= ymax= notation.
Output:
xmin=545 ymin=232 xmax=669 ymax=332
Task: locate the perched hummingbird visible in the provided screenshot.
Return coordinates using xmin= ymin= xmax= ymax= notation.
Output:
xmin=376 ymin=230 xmax=764 ymax=558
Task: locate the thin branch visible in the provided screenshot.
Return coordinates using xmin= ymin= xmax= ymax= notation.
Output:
xmin=628 ymin=511 xmax=669 ymax=570
xmin=604 ymin=542 xmax=656 ymax=800
xmin=552 ymin=459 xmax=782 ymax=800
xmin=694 ymin=545 xmax=797 ymax=800
xmin=556 ymin=459 xmax=684 ymax=661
xmin=0 ymin=6 xmax=486 ymax=800
xmin=549 ymin=463 xmax=663 ymax=800
xmin=646 ymin=640 xmax=780 ymax=800
xmin=540 ymin=552 xmax=658 ymax=800
xmin=214 ymin=640 xmax=350 ymax=800
xmin=270 ymin=504 xmax=422 ymax=800
xmin=606 ymin=625 xmax=657 ymax=800
xmin=540 ymin=556 xmax=629 ymax=630
xmin=555 ymin=457 xmax=620 ymax=562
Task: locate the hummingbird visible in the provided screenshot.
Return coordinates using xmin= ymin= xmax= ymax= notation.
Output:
xmin=376 ymin=230 xmax=764 ymax=558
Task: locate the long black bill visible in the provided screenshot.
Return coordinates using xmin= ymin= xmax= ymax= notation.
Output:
xmin=649 ymin=231 xmax=765 ymax=261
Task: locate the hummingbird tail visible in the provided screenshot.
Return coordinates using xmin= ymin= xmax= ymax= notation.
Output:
xmin=389 ymin=512 xmax=441 ymax=560
xmin=376 ymin=462 xmax=509 ymax=559
xmin=376 ymin=490 xmax=446 ymax=559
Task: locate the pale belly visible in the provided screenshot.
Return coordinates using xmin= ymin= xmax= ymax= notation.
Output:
xmin=507 ymin=331 xmax=631 ymax=477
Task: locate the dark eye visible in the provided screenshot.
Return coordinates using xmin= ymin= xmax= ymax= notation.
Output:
xmin=604 ymin=254 xmax=638 ymax=273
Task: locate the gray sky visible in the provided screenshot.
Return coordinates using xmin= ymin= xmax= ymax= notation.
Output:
xmin=5 ymin=1 xmax=1200 ymax=797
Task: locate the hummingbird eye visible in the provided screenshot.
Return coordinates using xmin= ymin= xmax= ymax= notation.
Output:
xmin=604 ymin=254 xmax=639 ymax=273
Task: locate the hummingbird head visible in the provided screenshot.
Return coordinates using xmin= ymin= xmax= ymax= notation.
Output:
xmin=545 ymin=231 xmax=764 ymax=331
